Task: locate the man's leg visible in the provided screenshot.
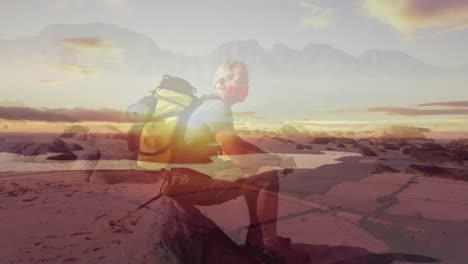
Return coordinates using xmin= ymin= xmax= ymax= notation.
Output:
xmin=242 ymin=171 xmax=310 ymax=263
xmin=242 ymin=170 xmax=280 ymax=246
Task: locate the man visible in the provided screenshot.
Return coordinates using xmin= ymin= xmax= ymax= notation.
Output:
xmin=175 ymin=60 xmax=309 ymax=263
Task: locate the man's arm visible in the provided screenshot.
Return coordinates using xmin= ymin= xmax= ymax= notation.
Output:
xmin=214 ymin=130 xmax=284 ymax=172
xmin=214 ymin=130 xmax=269 ymax=155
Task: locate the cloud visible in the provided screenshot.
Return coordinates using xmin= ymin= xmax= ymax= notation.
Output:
xmin=416 ymin=101 xmax=468 ymax=107
xmin=0 ymin=106 xmax=128 ymax=122
xmin=359 ymin=0 xmax=468 ymax=39
xmin=59 ymin=37 xmax=122 ymax=55
xmin=55 ymin=0 xmax=132 ymax=13
xmin=55 ymin=63 xmax=97 ymax=76
xmin=368 ymin=107 xmax=468 ymax=116
xmin=299 ymin=1 xmax=335 ymax=29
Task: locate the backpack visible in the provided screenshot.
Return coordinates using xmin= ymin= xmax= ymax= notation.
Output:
xmin=127 ymin=75 xmax=219 ymax=170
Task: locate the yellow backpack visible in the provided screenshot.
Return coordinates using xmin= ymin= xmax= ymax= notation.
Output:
xmin=127 ymin=75 xmax=200 ymax=170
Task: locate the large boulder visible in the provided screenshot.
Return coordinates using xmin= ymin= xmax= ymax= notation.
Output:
xmin=46 ymin=138 xmax=71 ymax=153
xmin=405 ymin=164 xmax=467 ymax=180
xmin=126 ymin=196 xmax=257 ymax=264
xmin=358 ymin=146 xmax=377 ymax=157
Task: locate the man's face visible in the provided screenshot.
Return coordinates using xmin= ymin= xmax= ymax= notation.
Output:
xmin=225 ymin=65 xmax=249 ymax=88
xmin=217 ymin=65 xmax=250 ymax=105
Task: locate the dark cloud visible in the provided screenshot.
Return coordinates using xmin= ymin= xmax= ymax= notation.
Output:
xmin=416 ymin=101 xmax=468 ymax=107
xmin=0 ymin=106 xmax=127 ymax=122
xmin=361 ymin=0 xmax=468 ymax=39
xmin=368 ymin=107 xmax=468 ymax=116
xmin=407 ymin=0 xmax=468 ymax=16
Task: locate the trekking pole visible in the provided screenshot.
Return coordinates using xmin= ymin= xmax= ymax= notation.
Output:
xmin=111 ymin=171 xmax=169 ymax=226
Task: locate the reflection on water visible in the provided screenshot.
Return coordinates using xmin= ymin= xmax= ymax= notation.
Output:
xmin=0 ymin=151 xmax=359 ymax=176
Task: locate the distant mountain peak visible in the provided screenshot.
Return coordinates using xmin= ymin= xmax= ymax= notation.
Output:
xmin=214 ymin=39 xmax=263 ymax=52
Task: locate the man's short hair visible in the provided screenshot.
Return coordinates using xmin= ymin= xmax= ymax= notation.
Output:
xmin=212 ymin=60 xmax=247 ymax=88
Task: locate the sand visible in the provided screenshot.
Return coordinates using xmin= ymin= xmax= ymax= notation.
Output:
xmin=1 ymin=132 xmax=467 ymax=263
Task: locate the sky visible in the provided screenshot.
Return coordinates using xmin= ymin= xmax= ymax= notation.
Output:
xmin=1 ymin=0 xmax=468 ymax=133
xmin=1 ymin=0 xmax=468 ymax=68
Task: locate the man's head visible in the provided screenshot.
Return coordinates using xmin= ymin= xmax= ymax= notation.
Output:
xmin=213 ymin=60 xmax=249 ymax=105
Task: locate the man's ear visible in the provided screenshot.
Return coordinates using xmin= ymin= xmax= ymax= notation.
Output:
xmin=217 ymin=78 xmax=225 ymax=89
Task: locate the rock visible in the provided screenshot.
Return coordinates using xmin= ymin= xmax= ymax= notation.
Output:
xmin=358 ymin=146 xmax=377 ymax=157
xmin=449 ymin=138 xmax=468 ymax=145
xmin=126 ymin=196 xmax=256 ymax=264
xmin=402 ymin=145 xmax=417 ymax=155
xmin=18 ymin=141 xmax=49 ymax=156
xmin=296 ymin=144 xmax=313 ymax=150
xmin=46 ymin=153 xmax=77 ymax=161
xmin=421 ymin=143 xmax=447 ymax=152
xmin=406 ymin=164 xmax=465 ymax=178
xmin=357 ymin=139 xmax=370 ymax=145
xmin=66 ymin=142 xmax=84 ymax=151
xmin=47 ymin=138 xmax=70 ymax=153
xmin=337 ymin=137 xmax=356 ymax=144
xmin=336 ymin=143 xmax=346 ymax=148
xmin=411 ymin=150 xmax=463 ymax=166
xmin=447 ymin=142 xmax=465 ymax=149
xmin=375 ymin=164 xmax=400 ymax=173
xmin=451 ymin=149 xmax=468 ymax=160
xmin=309 ymin=137 xmax=336 ymax=145
xmin=380 ymin=143 xmax=400 ymax=151
xmin=398 ymin=141 xmax=409 ymax=147
xmin=60 ymin=125 xmax=90 ymax=138
xmin=326 ymin=147 xmax=336 ymax=151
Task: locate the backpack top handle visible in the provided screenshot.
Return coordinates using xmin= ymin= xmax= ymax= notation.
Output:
xmin=156 ymin=74 xmax=197 ymax=96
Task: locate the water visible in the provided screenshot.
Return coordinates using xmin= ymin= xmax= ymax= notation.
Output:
xmin=0 ymin=151 xmax=360 ymax=179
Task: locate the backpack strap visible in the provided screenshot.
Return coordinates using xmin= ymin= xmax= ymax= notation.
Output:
xmin=200 ymin=93 xmax=223 ymax=102
xmin=167 ymin=98 xmax=202 ymax=163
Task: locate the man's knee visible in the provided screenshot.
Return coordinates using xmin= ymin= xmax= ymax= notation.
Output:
xmin=246 ymin=170 xmax=279 ymax=191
